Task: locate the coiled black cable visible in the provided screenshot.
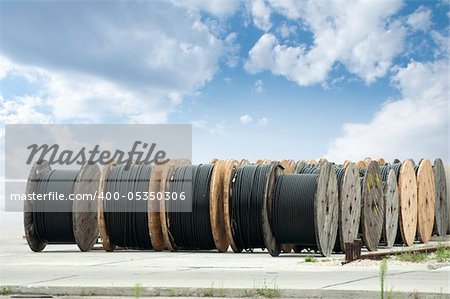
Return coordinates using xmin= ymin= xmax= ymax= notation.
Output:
xmin=33 ymin=169 xmax=79 ymax=244
xmin=273 ymin=174 xmax=319 ymax=247
xmin=104 ymin=163 xmax=152 ymax=249
xmin=167 ymin=164 xmax=215 ymax=250
xmin=230 ymin=164 xmax=272 ymax=251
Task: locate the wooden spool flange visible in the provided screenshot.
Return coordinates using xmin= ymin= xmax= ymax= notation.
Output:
xmin=295 ymin=160 xmax=308 ymax=174
xmin=415 ymin=159 xmax=435 ymax=243
xmin=433 ymin=158 xmax=448 ymax=237
xmin=383 ymin=169 xmax=399 ymax=248
xmin=209 ymin=160 xmax=230 ymax=252
xmin=315 ymin=161 xmax=339 ymax=257
xmin=377 ymin=158 xmax=386 ymax=166
xmin=97 ymin=162 xmax=117 ymax=252
xmin=24 ymin=161 xmax=51 ymax=252
xmin=446 ymin=164 xmax=450 ymax=234
xmin=72 ymin=162 xmax=100 ymax=251
xmin=360 ymin=160 xmax=384 ymax=251
xmin=338 ymin=163 xmax=362 ymax=251
xmin=398 ymin=160 xmax=418 ymax=246
xmin=261 ymin=162 xmax=283 ymax=257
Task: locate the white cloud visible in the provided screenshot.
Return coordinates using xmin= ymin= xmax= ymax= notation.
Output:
xmin=407 ymin=6 xmax=432 ymax=32
xmin=170 ymin=0 xmax=241 ymax=17
xmin=278 ymin=23 xmax=297 ymax=39
xmin=250 ymin=0 xmax=272 ymax=31
xmin=326 ymin=59 xmax=449 ymax=163
xmin=0 ymin=1 xmax=231 ymax=124
xmin=240 ymin=114 xmax=253 ymax=125
xmin=245 ymin=0 xmax=406 ymax=86
xmin=253 ymin=79 xmax=264 ymax=93
xmin=257 ymin=117 xmax=269 ymax=127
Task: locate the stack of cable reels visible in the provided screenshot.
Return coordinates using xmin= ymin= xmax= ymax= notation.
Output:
xmin=25 ymin=161 xmax=100 ymax=252
xmin=356 ymin=160 xmax=384 ymax=251
xmin=273 ymin=161 xmax=339 ymax=257
xmin=414 ymin=159 xmax=435 ymax=243
xmin=379 ymin=164 xmax=399 ymax=248
xmin=433 ymin=158 xmax=448 ymax=237
xmin=296 ymin=161 xmax=361 ymax=253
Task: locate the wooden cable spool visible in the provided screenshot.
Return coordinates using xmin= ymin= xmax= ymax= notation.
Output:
xmin=337 ymin=163 xmax=362 ymax=251
xmin=360 ymin=161 xmax=384 ymax=251
xmin=446 ymin=164 xmax=450 ymax=234
xmin=382 ymin=169 xmax=399 ymax=248
xmin=415 ymin=159 xmax=435 ymax=243
xmin=398 ymin=160 xmax=418 ymax=246
xmin=433 ymin=158 xmax=448 ymax=237
xmin=209 ymin=159 xmax=231 ymax=252
xmin=313 ymin=161 xmax=339 ymax=256
xmin=355 ymin=160 xmax=366 ymax=169
xmin=25 ymin=161 xmax=100 ymax=252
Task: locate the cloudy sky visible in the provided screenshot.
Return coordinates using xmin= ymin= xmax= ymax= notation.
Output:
xmin=0 ymin=0 xmax=449 ymax=164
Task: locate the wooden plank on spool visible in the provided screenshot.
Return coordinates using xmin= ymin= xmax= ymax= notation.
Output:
xmin=209 ymin=160 xmax=229 ymax=252
xmin=224 ymin=159 xmax=245 ymax=253
xmin=433 ymin=158 xmax=448 ymax=237
xmin=338 ymin=163 xmax=361 ymax=251
xmin=383 ymin=169 xmax=399 ymax=248
xmin=261 ymin=162 xmax=283 ymax=257
xmin=315 ymin=161 xmax=339 ymax=257
xmin=398 ymin=159 xmax=418 ymax=246
xmin=416 ymin=159 xmax=435 ymax=243
xmin=72 ymin=163 xmax=100 ymax=252
xmin=24 ymin=161 xmax=51 ymax=252
xmin=361 ymin=161 xmax=384 ymax=251
xmin=97 ymin=162 xmax=116 ymax=252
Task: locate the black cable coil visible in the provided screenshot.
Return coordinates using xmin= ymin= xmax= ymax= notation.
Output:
xmin=230 ymin=164 xmax=273 ymax=252
xmin=167 ymin=164 xmax=215 ymax=250
xmin=33 ymin=169 xmax=79 ymax=244
xmin=273 ymin=174 xmax=319 ymax=247
xmin=104 ymin=163 xmax=152 ymax=249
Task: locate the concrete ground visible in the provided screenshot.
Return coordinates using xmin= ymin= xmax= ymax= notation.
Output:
xmin=1 ymin=212 xmax=449 ymax=298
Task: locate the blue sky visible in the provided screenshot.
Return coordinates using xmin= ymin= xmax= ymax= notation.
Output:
xmin=0 ymin=0 xmax=449 ymax=164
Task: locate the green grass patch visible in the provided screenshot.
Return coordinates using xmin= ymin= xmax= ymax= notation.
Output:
xmin=1 ymin=287 xmax=12 ymax=295
xmin=397 ymin=252 xmax=428 ymax=263
xmin=435 ymin=245 xmax=450 ymax=263
xmin=304 ymin=255 xmax=317 ymax=263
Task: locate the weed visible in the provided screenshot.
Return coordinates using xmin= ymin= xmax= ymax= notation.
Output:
xmin=397 ymin=252 xmax=428 ymax=263
xmin=1 ymin=287 xmax=12 ymax=295
xmin=134 ymin=283 xmax=143 ymax=298
xmin=255 ymin=278 xmax=281 ymax=298
xmin=435 ymin=244 xmax=450 ymax=262
xmin=304 ymin=255 xmax=317 ymax=263
xmin=380 ymin=258 xmax=388 ymax=299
